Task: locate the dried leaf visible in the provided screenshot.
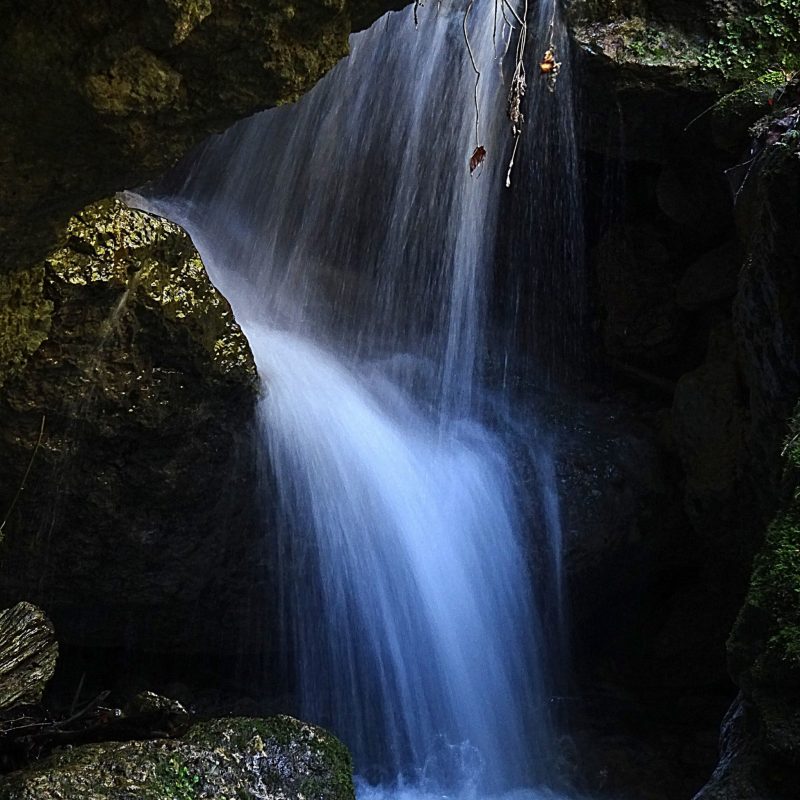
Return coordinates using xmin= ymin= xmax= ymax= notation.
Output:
xmin=539 ymin=48 xmax=561 ymax=92
xmin=469 ymin=145 xmax=487 ymax=174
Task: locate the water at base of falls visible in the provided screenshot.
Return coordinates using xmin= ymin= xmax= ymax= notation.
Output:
xmin=131 ymin=0 xmax=581 ymax=796
xmin=358 ymin=782 xmax=575 ymax=800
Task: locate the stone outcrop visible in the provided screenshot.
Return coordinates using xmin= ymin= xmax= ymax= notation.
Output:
xmin=693 ymin=118 xmax=800 ymax=800
xmin=0 ymin=0 xmax=403 ymax=276
xmin=561 ymin=8 xmax=800 ymax=795
xmin=0 ymin=715 xmax=354 ymax=800
xmin=0 ymin=199 xmax=266 ymax=662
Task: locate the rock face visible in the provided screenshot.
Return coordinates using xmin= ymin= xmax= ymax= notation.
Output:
xmin=0 ymin=603 xmax=57 ymax=711
xmin=0 ymin=0 xmax=403 ymax=275
xmin=692 ymin=119 xmax=800 ymax=793
xmin=0 ymin=715 xmax=354 ymax=800
xmin=558 ymin=5 xmax=800 ymax=795
xmin=694 ymin=409 xmax=800 ymax=799
xmin=0 ymin=199 xmax=267 ymax=665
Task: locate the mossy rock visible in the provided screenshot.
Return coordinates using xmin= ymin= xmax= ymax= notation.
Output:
xmin=0 ymin=715 xmax=354 ymax=800
xmin=0 ymin=0 xmax=405 ymax=276
xmin=709 ymin=70 xmax=789 ymax=150
xmin=729 ymin=405 xmax=800 ymax=688
xmin=0 ymin=267 xmax=53 ymax=390
xmin=43 ymin=197 xmax=256 ymax=380
xmin=0 ymin=196 xmax=260 ymax=656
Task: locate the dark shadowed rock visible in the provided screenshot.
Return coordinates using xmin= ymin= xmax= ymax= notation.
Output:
xmin=0 ymin=0 xmax=404 ymax=275
xmin=0 ymin=199 xmax=267 ymax=662
xmin=676 ymin=242 xmax=741 ymax=309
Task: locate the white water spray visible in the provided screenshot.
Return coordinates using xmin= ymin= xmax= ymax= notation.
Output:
xmin=132 ymin=1 xmax=578 ymax=796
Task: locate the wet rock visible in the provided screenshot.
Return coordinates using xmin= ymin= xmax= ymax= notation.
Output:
xmin=733 ymin=125 xmax=800 ymax=502
xmin=0 ymin=199 xmax=265 ymax=661
xmin=676 ymin=242 xmax=741 ymax=309
xmin=0 ymin=603 xmax=57 ymax=711
xmin=125 ymin=691 xmax=189 ymax=720
xmin=671 ymin=321 xmax=745 ymax=537
xmin=0 ymin=715 xmax=354 ymax=800
xmin=594 ymin=223 xmax=685 ymax=364
xmin=656 ymin=162 xmax=732 ymax=235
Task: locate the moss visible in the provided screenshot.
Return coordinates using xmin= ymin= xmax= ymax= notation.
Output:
xmin=85 ymin=47 xmax=184 ymax=116
xmin=152 ymin=754 xmax=201 ymax=800
xmin=164 ymin=0 xmax=213 ymax=45
xmin=573 ymin=16 xmax=707 ymax=70
xmin=0 ymin=267 xmax=53 ymax=389
xmin=44 ymin=197 xmax=255 ymax=379
xmin=729 ymin=406 xmax=800 ymax=682
xmin=700 ymin=0 xmax=800 ymax=78
xmin=713 ymin=69 xmax=788 ymax=119
xmin=0 ymin=717 xmax=353 ymax=800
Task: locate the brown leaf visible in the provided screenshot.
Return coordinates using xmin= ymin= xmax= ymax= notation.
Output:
xmin=540 ymin=49 xmax=557 ymax=75
xmin=469 ymin=145 xmax=486 ymax=174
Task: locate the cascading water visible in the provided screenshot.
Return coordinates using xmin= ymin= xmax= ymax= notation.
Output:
xmin=131 ymin=1 xmax=579 ymax=797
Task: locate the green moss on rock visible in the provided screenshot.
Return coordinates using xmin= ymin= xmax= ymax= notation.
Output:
xmin=574 ymin=15 xmax=706 ymax=70
xmin=700 ymin=0 xmax=800 ymax=78
xmin=0 ymin=716 xmax=354 ymax=800
xmin=729 ymin=407 xmax=800 ymax=684
xmin=85 ymin=47 xmax=185 ymax=117
xmin=186 ymin=716 xmax=354 ymax=799
xmin=0 ymin=0 xmax=403 ymax=276
xmin=44 ymin=197 xmax=255 ymax=379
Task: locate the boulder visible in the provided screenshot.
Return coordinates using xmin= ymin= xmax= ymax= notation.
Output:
xmin=0 ymin=199 xmax=267 ymax=663
xmin=0 ymin=715 xmax=354 ymax=800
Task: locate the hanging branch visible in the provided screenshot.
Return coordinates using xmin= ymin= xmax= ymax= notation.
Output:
xmin=505 ymin=0 xmax=528 ymax=187
xmin=464 ymin=0 xmax=487 ymax=174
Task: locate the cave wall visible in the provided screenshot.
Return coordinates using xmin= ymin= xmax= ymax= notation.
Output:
xmin=0 ymin=0 xmax=405 ymax=274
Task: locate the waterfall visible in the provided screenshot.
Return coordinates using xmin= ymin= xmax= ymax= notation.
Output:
xmin=131 ymin=1 xmax=579 ymax=796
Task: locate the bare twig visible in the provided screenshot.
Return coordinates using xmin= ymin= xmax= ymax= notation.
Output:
xmin=464 ymin=0 xmax=482 ymax=151
xmin=2 ymin=691 xmax=110 ymax=737
xmin=0 ymin=415 xmax=46 ymax=534
xmin=505 ymin=0 xmax=528 ymax=187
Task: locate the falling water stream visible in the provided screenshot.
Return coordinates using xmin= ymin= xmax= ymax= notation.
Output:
xmin=131 ymin=1 xmax=580 ymax=797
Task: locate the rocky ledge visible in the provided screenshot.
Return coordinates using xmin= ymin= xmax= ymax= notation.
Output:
xmin=0 ymin=0 xmax=403 ymax=276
